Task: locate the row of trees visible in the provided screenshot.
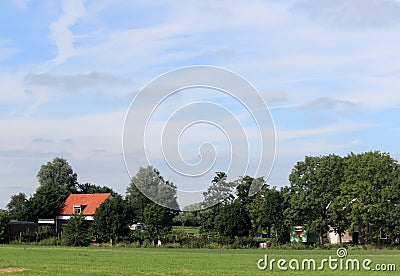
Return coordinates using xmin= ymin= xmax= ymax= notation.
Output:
xmin=181 ymin=151 xmax=400 ymax=245
xmin=1 ymin=151 xmax=399 ymax=246
xmin=286 ymin=151 xmax=400 ymax=244
xmin=3 ymin=158 xmax=179 ymax=245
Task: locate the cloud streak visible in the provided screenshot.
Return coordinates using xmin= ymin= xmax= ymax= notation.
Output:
xmin=49 ymin=0 xmax=85 ymax=64
xmin=296 ymin=0 xmax=400 ymax=29
xmin=25 ymin=72 xmax=131 ymax=90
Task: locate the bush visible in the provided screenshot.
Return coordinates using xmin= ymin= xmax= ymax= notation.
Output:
xmin=62 ymin=214 xmax=91 ymax=246
xmin=38 ymin=237 xmax=62 ymax=246
xmin=0 ymin=210 xmax=11 ymax=243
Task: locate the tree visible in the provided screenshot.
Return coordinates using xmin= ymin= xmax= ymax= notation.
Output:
xmin=248 ymin=186 xmax=288 ymax=242
xmin=0 ymin=210 xmax=10 ymax=244
xmin=77 ymin=183 xmax=115 ymax=195
xmin=202 ymin=172 xmax=236 ymax=208
xmin=92 ymin=195 xmax=131 ymax=244
xmin=26 ymin=180 xmax=70 ymax=221
xmin=174 ymin=208 xmax=200 ymax=227
xmin=215 ymin=201 xmax=251 ymax=239
xmin=126 ymin=166 xmax=179 ymax=221
xmin=332 ymin=151 xmax=399 ymax=244
xmin=142 ymin=203 xmax=176 ymax=239
xmin=235 ymin=176 xmax=265 ymax=207
xmin=199 ymin=172 xmax=236 ymax=234
xmin=7 ymin=192 xmax=27 ymax=221
xmin=26 ymin=158 xmax=79 ymax=221
xmin=37 ymin=157 xmax=78 ymax=193
xmin=284 ymin=154 xmax=344 ymax=244
xmin=62 ymin=214 xmax=91 ymax=246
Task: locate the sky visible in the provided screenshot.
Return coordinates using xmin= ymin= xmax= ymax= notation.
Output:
xmin=1 ymin=0 xmax=400 ymax=209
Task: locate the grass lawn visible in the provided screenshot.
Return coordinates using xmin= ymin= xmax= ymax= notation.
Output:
xmin=0 ymin=245 xmax=399 ymax=275
xmin=172 ymin=226 xmax=200 ymax=234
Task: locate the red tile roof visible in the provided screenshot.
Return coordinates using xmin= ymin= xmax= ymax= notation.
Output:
xmin=58 ymin=193 xmax=111 ymax=215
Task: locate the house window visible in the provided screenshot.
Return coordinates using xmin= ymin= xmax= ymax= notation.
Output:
xmin=73 ymin=206 xmax=81 ymax=214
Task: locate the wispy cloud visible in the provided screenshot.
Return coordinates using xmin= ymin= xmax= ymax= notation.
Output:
xmin=297 ymin=96 xmax=356 ymax=111
xmin=277 ymin=121 xmax=372 ymax=141
xmin=49 ymin=0 xmax=85 ymax=64
xmin=296 ymin=0 xmax=400 ymax=29
xmin=25 ymin=72 xmax=131 ymax=90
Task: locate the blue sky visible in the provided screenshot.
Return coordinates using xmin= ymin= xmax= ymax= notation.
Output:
xmin=1 ymin=0 xmax=400 ymax=209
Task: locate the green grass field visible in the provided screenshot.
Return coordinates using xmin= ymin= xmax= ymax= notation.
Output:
xmin=0 ymin=245 xmax=399 ymax=275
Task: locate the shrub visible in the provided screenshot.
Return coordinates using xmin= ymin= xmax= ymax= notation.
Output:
xmin=0 ymin=210 xmax=11 ymax=243
xmin=62 ymin=214 xmax=91 ymax=246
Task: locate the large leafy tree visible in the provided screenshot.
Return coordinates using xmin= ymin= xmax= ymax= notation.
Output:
xmin=215 ymin=200 xmax=251 ymax=239
xmin=37 ymin=157 xmax=78 ymax=193
xmin=202 ymin=172 xmax=236 ymax=208
xmin=26 ymin=158 xmax=79 ymax=221
xmin=331 ymin=151 xmax=400 ymax=244
xmin=92 ymin=195 xmax=131 ymax=244
xmin=7 ymin=192 xmax=27 ymax=221
xmin=199 ymin=172 xmax=236 ymax=233
xmin=248 ymin=186 xmax=288 ymax=242
xmin=235 ymin=176 xmax=265 ymax=207
xmin=126 ymin=166 xmax=179 ymax=221
xmin=284 ymin=154 xmax=344 ymax=243
xmin=142 ymin=203 xmax=176 ymax=238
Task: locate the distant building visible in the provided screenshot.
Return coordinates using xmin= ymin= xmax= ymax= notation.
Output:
xmin=56 ymin=193 xmax=112 ymax=221
xmin=55 ymin=193 xmax=112 ymax=233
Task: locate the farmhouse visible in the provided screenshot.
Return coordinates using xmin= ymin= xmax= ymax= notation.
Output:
xmin=56 ymin=193 xmax=112 ymax=221
xmin=55 ymin=193 xmax=112 ymax=233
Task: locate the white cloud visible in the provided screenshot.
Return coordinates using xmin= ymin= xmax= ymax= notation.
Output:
xmin=25 ymin=71 xmax=131 ymax=90
xmin=49 ymin=0 xmax=85 ymax=64
xmin=296 ymin=0 xmax=400 ymax=29
xmin=276 ymin=121 xmax=372 ymax=141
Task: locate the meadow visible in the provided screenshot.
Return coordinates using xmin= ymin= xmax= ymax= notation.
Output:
xmin=0 ymin=245 xmax=399 ymax=275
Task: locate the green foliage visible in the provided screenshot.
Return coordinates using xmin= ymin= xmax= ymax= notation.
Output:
xmin=285 ymin=154 xmax=344 ymax=242
xmin=202 ymin=172 xmax=236 ymax=208
xmin=215 ymin=201 xmax=251 ymax=239
xmin=248 ymin=186 xmax=288 ymax=242
xmin=199 ymin=172 xmax=237 ymax=234
xmin=92 ymin=195 xmax=131 ymax=244
xmin=198 ymin=205 xmax=219 ymax=234
xmin=25 ymin=157 xmax=79 ymax=221
xmin=235 ymin=176 xmax=264 ymax=206
xmin=62 ymin=214 xmax=91 ymax=246
xmin=126 ymin=179 xmax=152 ymax=222
xmin=173 ymin=211 xmax=200 ymax=227
xmin=37 ymin=237 xmax=62 ymax=246
xmin=26 ymin=180 xmax=70 ymax=221
xmin=6 ymin=192 xmax=27 ymax=221
xmin=126 ymin=166 xmax=179 ymax=212
xmin=37 ymin=157 xmax=78 ymax=193
xmin=76 ymin=182 xmax=115 ymax=195
xmin=143 ymin=203 xmax=177 ymax=238
xmin=0 ymin=210 xmax=11 ymax=243
xmin=331 ymin=151 xmax=400 ymax=244
xmin=126 ymin=166 xmax=179 ymax=221
xmin=284 ymin=151 xmax=399 ymax=245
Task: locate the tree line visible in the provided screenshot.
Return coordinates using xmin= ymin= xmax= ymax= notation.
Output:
xmin=1 ymin=150 xmax=399 ymax=246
